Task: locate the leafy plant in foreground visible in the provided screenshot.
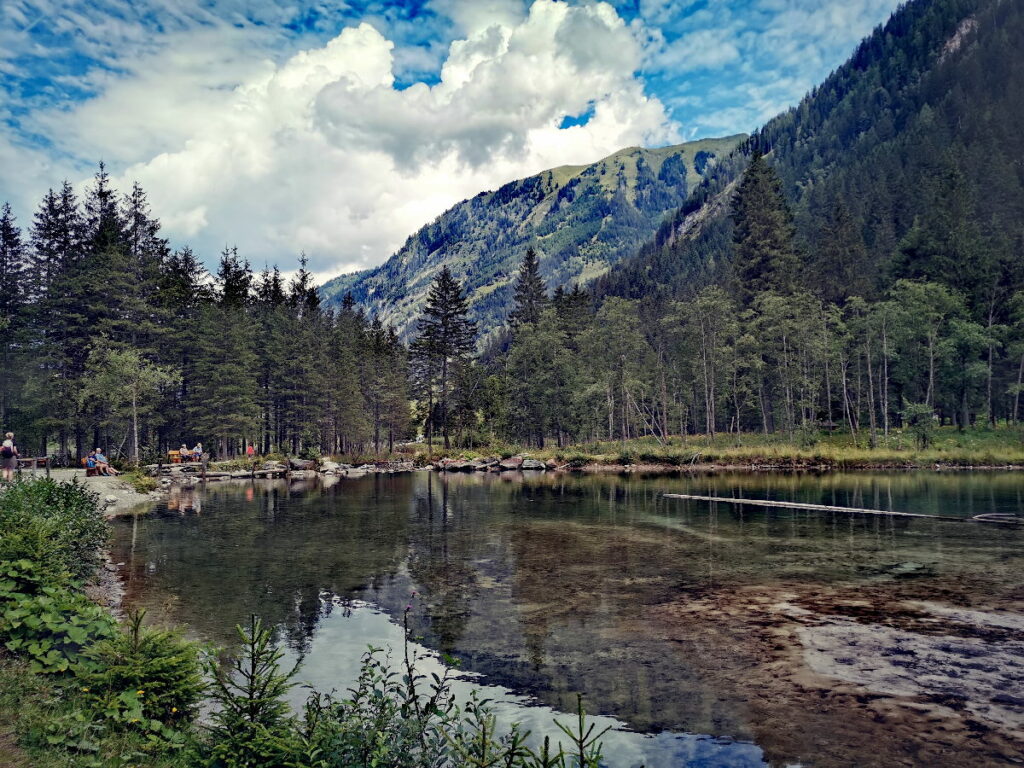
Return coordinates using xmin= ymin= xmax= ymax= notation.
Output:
xmin=0 ymin=478 xmax=107 ymax=582
xmin=204 ymin=615 xmax=300 ymax=767
xmin=78 ymin=609 xmax=207 ymax=726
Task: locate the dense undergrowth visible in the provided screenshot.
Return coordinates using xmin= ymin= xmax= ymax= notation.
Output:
xmin=0 ymin=478 xmax=609 ymax=767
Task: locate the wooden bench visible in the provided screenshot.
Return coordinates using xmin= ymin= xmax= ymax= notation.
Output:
xmin=168 ymin=450 xmax=184 ymax=464
xmin=17 ymin=457 xmax=50 ymax=477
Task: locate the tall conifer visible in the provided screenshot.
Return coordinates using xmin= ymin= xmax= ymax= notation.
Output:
xmin=509 ymin=247 xmax=548 ymax=329
xmin=411 ymin=266 xmax=476 ymax=448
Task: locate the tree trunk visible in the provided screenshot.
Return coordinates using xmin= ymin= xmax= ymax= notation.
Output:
xmin=131 ymin=389 xmax=139 ymax=465
xmin=1014 ymin=352 xmax=1024 ymax=425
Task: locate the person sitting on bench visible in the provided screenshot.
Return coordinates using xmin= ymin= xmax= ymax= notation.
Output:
xmin=179 ymin=443 xmax=191 ymax=462
xmin=192 ymin=443 xmax=203 ymax=462
xmin=94 ymin=448 xmax=120 ymax=476
xmin=85 ymin=450 xmax=98 ymax=472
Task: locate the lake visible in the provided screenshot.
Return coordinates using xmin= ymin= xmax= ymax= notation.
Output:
xmin=109 ymin=470 xmax=1024 ymax=767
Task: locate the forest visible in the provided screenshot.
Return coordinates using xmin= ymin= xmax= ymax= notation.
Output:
xmin=2 ymin=0 xmax=1023 ymax=462
xmin=2 ymin=147 xmax=1022 ymax=461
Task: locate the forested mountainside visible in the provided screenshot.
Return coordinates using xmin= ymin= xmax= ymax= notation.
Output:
xmin=596 ymin=0 xmax=1024 ymax=316
xmin=319 ymin=136 xmax=743 ymax=341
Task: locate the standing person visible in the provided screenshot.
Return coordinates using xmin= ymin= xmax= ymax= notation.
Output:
xmin=246 ymin=443 xmax=255 ymax=459
xmin=0 ymin=432 xmax=18 ymax=482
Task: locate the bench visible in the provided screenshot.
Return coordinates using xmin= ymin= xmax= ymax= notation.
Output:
xmin=80 ymin=457 xmax=100 ymax=477
xmin=168 ymin=450 xmax=182 ymax=464
xmin=17 ymin=457 xmax=50 ymax=477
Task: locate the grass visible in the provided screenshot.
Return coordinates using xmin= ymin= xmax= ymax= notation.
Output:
xmin=409 ymin=426 xmax=1024 ymax=470
xmin=0 ymin=655 xmax=191 ymax=768
xmin=121 ymin=471 xmax=158 ymax=494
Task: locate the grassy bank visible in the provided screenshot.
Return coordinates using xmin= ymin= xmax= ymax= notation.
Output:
xmin=408 ymin=426 xmax=1024 ymax=470
xmin=0 ymin=477 xmax=609 ymax=768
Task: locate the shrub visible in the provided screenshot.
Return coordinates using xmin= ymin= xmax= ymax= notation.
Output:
xmin=0 ymin=571 xmax=116 ymax=674
xmin=901 ymin=402 xmax=938 ymax=449
xmin=122 ymin=470 xmax=158 ymax=494
xmin=78 ymin=610 xmax=206 ymax=726
xmin=203 ymin=616 xmax=300 ymax=767
xmin=0 ymin=478 xmax=107 ymax=582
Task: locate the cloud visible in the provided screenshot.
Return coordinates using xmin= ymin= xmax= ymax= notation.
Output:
xmin=636 ymin=0 xmax=903 ymax=138
xmin=5 ymin=0 xmax=676 ymax=280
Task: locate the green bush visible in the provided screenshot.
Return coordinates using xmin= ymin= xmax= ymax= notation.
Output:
xmin=203 ymin=616 xmax=300 ymax=768
xmin=0 ymin=478 xmax=108 ymax=582
xmin=0 ymin=569 xmax=116 ymax=674
xmin=78 ymin=610 xmax=206 ymax=726
xmin=122 ymin=471 xmax=158 ymax=494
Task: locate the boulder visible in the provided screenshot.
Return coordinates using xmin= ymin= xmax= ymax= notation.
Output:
xmin=262 ymin=461 xmax=286 ymax=471
xmin=288 ymin=458 xmax=317 ymax=471
xmin=320 ymin=460 xmax=341 ymax=473
xmin=521 ymin=458 xmax=546 ymax=471
xmin=498 ymin=456 xmax=523 ymax=471
xmin=546 ymin=459 xmax=559 ymax=470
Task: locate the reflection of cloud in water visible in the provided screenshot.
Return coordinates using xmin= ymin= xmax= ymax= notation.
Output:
xmin=282 ymin=601 xmax=766 ymax=768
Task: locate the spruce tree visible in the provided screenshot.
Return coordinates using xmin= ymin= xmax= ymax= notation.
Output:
xmin=729 ymin=152 xmax=799 ymax=305
xmin=411 ymin=266 xmax=476 ymax=448
xmin=0 ymin=203 xmax=26 ymax=429
xmin=509 ymin=247 xmax=548 ymax=329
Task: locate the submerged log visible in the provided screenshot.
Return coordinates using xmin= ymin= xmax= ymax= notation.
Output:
xmin=662 ymin=493 xmax=1021 ymax=525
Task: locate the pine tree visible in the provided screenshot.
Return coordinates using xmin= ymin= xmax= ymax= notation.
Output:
xmin=730 ymin=152 xmax=799 ymax=305
xmin=509 ymin=247 xmax=548 ymax=329
xmin=83 ymin=162 xmax=124 ymax=255
xmin=0 ymin=203 xmax=26 ymax=429
xmin=411 ymin=266 xmax=477 ymax=448
xmin=217 ymin=247 xmax=252 ymax=308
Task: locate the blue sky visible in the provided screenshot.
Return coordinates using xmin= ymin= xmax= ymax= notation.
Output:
xmin=0 ymin=0 xmax=903 ymax=278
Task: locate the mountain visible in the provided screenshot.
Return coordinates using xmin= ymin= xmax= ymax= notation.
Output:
xmin=319 ymin=136 xmax=745 ymax=341
xmin=595 ymin=0 xmax=1024 ymax=317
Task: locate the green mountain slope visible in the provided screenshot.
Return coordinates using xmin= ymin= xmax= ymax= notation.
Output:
xmin=594 ymin=0 xmax=1024 ymax=315
xmin=319 ymin=136 xmax=744 ymax=340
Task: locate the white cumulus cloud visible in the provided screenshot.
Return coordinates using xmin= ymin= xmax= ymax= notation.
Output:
xmin=15 ymin=0 xmax=678 ymax=281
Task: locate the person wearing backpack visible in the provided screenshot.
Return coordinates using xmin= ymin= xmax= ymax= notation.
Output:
xmin=1 ymin=432 xmax=18 ymax=482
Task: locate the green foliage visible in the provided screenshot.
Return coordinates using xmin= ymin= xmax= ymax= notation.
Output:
xmin=0 ymin=478 xmax=108 ymax=582
xmin=901 ymin=402 xmax=938 ymax=449
xmin=122 ymin=470 xmax=158 ymax=494
xmin=0 ymin=576 xmax=116 ymax=674
xmin=78 ymin=610 xmax=206 ymax=726
xmin=204 ymin=616 xmax=300 ymax=768
xmin=0 ymin=657 xmax=194 ymax=768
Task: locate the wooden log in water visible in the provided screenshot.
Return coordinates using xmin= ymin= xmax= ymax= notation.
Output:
xmin=662 ymin=493 xmax=1021 ymax=525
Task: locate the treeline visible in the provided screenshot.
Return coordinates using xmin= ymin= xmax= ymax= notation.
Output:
xmin=0 ymin=167 xmax=409 ymax=462
xmin=438 ymin=154 xmax=1024 ymax=449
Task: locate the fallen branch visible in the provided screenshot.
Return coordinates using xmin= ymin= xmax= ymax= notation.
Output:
xmin=662 ymin=493 xmax=1021 ymax=525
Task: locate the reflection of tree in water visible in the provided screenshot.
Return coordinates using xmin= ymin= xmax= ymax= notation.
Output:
xmin=114 ymin=471 xmax=1024 ymax=737
xmin=114 ymin=477 xmax=413 ymax=654
xmin=404 ymin=473 xmax=484 ymax=653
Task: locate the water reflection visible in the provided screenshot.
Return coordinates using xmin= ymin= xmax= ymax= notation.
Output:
xmin=110 ymin=470 xmax=1024 ymax=766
